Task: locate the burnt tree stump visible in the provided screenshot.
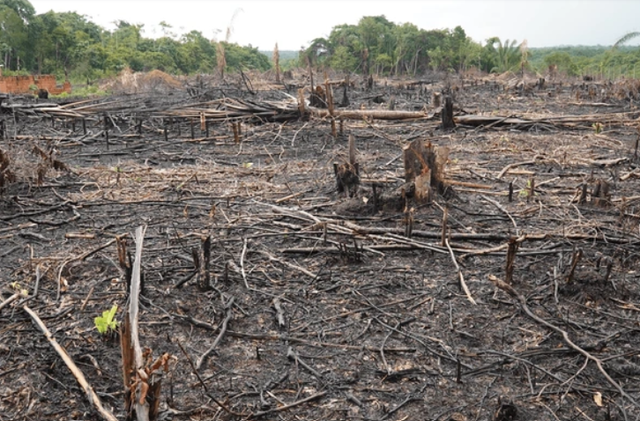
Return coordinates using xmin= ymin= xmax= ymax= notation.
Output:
xmin=310 ymin=85 xmax=327 ymax=108
xmin=340 ymin=84 xmax=350 ymax=107
xmin=403 ymin=139 xmax=450 ymax=203
xmin=442 ymin=95 xmax=455 ymax=130
xmin=334 ymin=162 xmax=359 ymax=197
xmin=192 ymin=236 xmax=212 ymax=291
xmin=334 ymin=134 xmax=360 ymax=197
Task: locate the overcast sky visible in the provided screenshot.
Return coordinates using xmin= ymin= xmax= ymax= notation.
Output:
xmin=29 ymin=0 xmax=640 ymax=50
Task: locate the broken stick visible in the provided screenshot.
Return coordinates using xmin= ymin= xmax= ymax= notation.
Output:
xmin=444 ymin=239 xmax=476 ymax=305
xmin=24 ymin=305 xmax=117 ymax=421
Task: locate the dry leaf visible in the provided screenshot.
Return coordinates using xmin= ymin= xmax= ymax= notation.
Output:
xmin=594 ymin=391 xmax=603 ymax=407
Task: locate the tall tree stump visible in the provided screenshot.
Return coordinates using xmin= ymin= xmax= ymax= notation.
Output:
xmin=442 ymin=95 xmax=455 ymax=130
xmin=334 ymin=134 xmax=359 ymax=197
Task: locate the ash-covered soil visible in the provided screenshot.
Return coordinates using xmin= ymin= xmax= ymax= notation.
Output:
xmin=2 ymin=72 xmax=640 ymax=421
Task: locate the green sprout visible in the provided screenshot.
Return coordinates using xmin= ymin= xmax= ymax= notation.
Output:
xmin=10 ymin=281 xmax=28 ymax=297
xmin=519 ymin=179 xmax=532 ymax=197
xmin=592 ymin=122 xmax=603 ymax=134
xmin=94 ymin=304 xmax=118 ymax=334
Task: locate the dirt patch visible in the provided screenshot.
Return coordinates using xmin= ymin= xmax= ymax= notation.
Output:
xmin=102 ymin=68 xmax=185 ymax=94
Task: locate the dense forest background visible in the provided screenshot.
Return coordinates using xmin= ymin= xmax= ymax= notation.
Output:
xmin=1 ymin=0 xmax=639 ymax=87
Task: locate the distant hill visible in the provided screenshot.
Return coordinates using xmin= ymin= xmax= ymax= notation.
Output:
xmin=260 ymin=50 xmax=299 ymax=61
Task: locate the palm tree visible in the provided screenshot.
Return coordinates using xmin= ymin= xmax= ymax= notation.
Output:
xmin=614 ymin=31 xmax=640 ymax=48
xmin=486 ymin=37 xmax=521 ymax=73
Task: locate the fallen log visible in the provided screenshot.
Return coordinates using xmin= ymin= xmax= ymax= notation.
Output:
xmin=312 ymin=108 xmax=431 ymax=121
xmin=5 ymin=93 xmax=635 ymax=128
xmin=455 ymin=115 xmax=535 ymax=127
xmin=456 ymin=111 xmax=639 ymax=128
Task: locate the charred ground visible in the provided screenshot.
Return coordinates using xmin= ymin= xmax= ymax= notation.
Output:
xmin=2 ymin=71 xmax=640 ymax=421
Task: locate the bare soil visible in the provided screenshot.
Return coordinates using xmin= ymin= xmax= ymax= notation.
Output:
xmin=2 ymin=72 xmax=640 ymax=421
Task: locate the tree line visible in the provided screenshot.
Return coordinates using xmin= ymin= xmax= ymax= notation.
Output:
xmin=299 ymin=15 xmax=640 ymax=79
xmin=0 ymin=0 xmax=271 ymax=82
xmin=1 ymin=0 xmax=639 ymax=84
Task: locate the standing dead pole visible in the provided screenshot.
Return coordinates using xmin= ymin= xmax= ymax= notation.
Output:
xmin=565 ymin=248 xmax=583 ymax=283
xmin=334 ymin=134 xmax=360 ymax=197
xmin=442 ymin=96 xmax=455 ymax=130
xmin=123 ymin=225 xmax=149 ymax=420
xmin=297 ymin=88 xmax=307 ymax=116
xmin=349 ymin=132 xmax=356 ymax=167
xmin=340 ymin=77 xmax=350 ymax=107
xmin=103 ymin=113 xmax=110 ymax=149
xmin=192 ymin=236 xmax=212 ymax=291
xmin=232 ymin=122 xmax=240 ymax=143
xmin=163 ymin=119 xmax=168 ymax=142
xmin=307 ymin=56 xmax=316 ymax=106
xmin=403 ymin=208 xmax=413 ymax=238
xmin=325 ymin=75 xmax=336 ymax=137
xmin=120 ymin=226 xmax=170 ymax=421
xmin=216 ymin=42 xmax=226 ymax=80
xmin=273 ymin=43 xmax=281 ymax=84
xmin=505 ymin=237 xmax=520 ymax=284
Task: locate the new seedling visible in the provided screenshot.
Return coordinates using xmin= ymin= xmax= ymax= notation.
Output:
xmin=593 ymin=122 xmax=603 ymax=134
xmin=94 ymin=304 xmax=118 ymax=334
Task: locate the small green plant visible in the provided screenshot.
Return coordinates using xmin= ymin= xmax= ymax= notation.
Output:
xmin=10 ymin=281 xmax=29 ymax=297
xmin=593 ymin=122 xmax=603 ymax=134
xmin=519 ymin=179 xmax=532 ymax=197
xmin=94 ymin=304 xmax=118 ymax=334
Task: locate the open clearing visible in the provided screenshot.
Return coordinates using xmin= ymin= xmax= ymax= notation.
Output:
xmin=2 ymin=72 xmax=640 ymax=420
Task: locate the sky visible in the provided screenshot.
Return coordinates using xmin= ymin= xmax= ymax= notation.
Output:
xmin=29 ymin=0 xmax=640 ymax=50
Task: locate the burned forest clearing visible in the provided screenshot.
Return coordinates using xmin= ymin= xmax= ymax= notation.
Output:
xmin=2 ymin=71 xmax=640 ymax=421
